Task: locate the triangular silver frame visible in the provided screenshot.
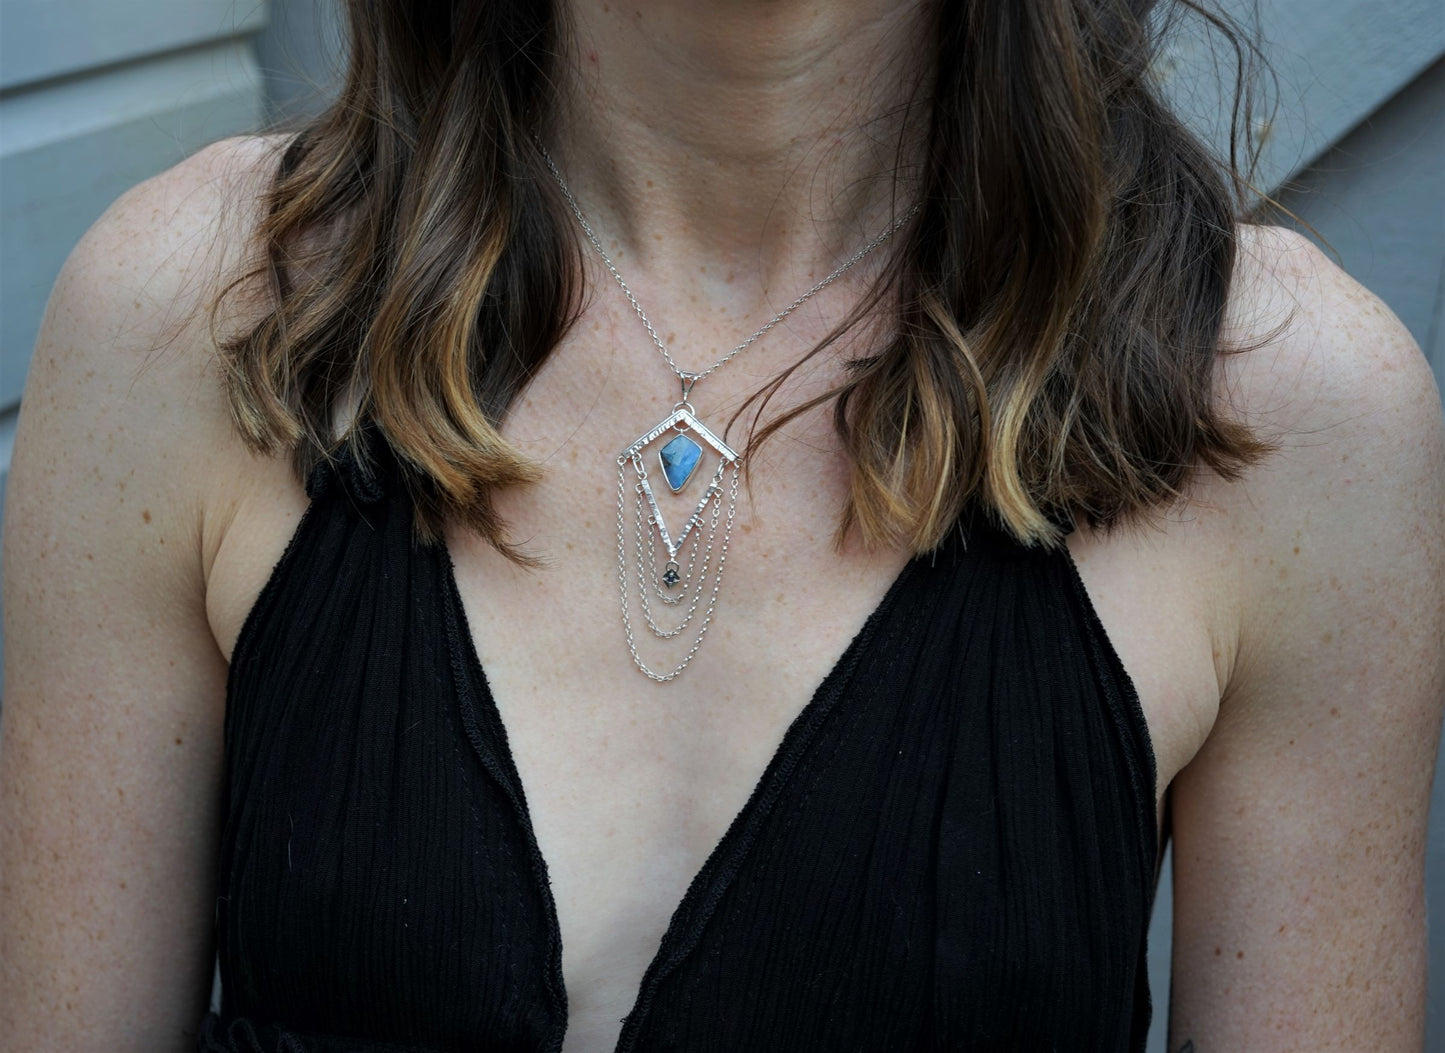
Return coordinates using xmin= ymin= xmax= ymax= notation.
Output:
xmin=620 ymin=407 xmax=740 ymax=562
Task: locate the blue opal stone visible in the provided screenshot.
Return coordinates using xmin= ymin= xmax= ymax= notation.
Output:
xmin=659 ymin=434 xmax=703 ymax=492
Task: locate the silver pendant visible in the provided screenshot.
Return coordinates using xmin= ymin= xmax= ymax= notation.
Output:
xmin=616 ymin=404 xmax=742 ymax=682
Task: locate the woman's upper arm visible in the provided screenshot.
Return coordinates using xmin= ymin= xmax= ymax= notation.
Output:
xmin=1168 ymin=228 xmax=1445 ymax=1049
xmin=0 ymin=140 xmax=273 ymax=1050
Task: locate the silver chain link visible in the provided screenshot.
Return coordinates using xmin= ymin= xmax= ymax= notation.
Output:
xmin=637 ymin=464 xmax=726 ymax=636
xmin=617 ymin=457 xmax=742 ymax=682
xmin=537 ymin=143 xmax=917 ymax=394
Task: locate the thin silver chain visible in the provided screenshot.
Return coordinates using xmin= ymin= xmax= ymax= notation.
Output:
xmin=537 ymin=144 xmax=916 ymax=396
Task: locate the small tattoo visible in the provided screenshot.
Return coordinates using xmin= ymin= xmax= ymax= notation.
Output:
xmin=1175 ymin=1043 xmax=1196 ymax=1053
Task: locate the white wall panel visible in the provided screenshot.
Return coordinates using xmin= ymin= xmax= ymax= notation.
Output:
xmin=1159 ymin=0 xmax=1445 ymax=188
xmin=0 ymin=0 xmax=266 ymax=91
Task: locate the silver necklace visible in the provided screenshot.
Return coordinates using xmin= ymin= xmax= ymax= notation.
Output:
xmin=539 ymin=145 xmax=914 ymax=682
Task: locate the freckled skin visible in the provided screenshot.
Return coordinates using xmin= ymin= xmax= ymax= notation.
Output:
xmin=0 ymin=139 xmax=274 ymax=1049
xmin=1151 ymin=228 xmax=1445 ymax=1050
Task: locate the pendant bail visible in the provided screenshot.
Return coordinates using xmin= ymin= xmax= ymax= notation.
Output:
xmin=679 ymin=371 xmax=700 ymax=403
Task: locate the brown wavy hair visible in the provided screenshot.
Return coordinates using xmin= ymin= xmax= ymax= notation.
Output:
xmin=221 ymin=0 xmax=1271 ymax=559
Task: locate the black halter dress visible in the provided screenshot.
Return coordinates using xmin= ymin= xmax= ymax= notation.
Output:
xmin=199 ymin=426 xmax=1159 ymax=1052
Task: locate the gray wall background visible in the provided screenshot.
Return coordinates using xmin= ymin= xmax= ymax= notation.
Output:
xmin=0 ymin=1 xmax=1442 ymax=1046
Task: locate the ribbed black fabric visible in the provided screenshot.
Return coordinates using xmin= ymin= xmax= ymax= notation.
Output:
xmin=202 ymin=426 xmax=1158 ymax=1052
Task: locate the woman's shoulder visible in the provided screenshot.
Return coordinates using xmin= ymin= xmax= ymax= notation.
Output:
xmin=1211 ymin=223 xmax=1443 ymax=618
xmin=1221 ymin=222 xmax=1439 ymax=446
xmin=1189 ymin=220 xmax=1445 ymax=710
xmin=53 ymin=133 xmax=287 ymax=365
xmin=1111 ymin=221 xmax=1442 ymax=692
xmin=53 ymin=132 xmax=286 ymax=357
xmin=9 ymin=135 xmax=298 ymax=631
xmin=27 ymin=133 xmax=286 ymax=414
xmin=1155 ymin=224 xmax=1443 ymax=1046
xmin=23 ymin=136 xmax=291 ymax=529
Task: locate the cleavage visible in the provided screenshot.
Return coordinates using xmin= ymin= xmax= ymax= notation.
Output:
xmin=442 ymin=486 xmax=914 ymax=1050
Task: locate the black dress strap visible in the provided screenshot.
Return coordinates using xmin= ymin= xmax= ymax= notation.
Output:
xmin=303 ymin=422 xmax=390 ymax=506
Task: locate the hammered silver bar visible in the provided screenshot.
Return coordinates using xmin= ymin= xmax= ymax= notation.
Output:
xmin=638 ymin=474 xmax=723 ymax=561
xmin=620 ymin=408 xmax=740 ymax=465
xmin=637 ymin=476 xmax=675 ymax=556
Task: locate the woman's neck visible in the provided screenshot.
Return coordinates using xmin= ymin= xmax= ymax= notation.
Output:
xmin=550 ymin=0 xmax=930 ymax=306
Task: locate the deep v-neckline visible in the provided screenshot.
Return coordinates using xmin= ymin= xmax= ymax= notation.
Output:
xmin=435 ymin=542 xmax=926 ymax=1053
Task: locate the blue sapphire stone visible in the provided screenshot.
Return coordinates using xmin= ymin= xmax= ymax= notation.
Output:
xmin=659 ymin=434 xmax=703 ymax=492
